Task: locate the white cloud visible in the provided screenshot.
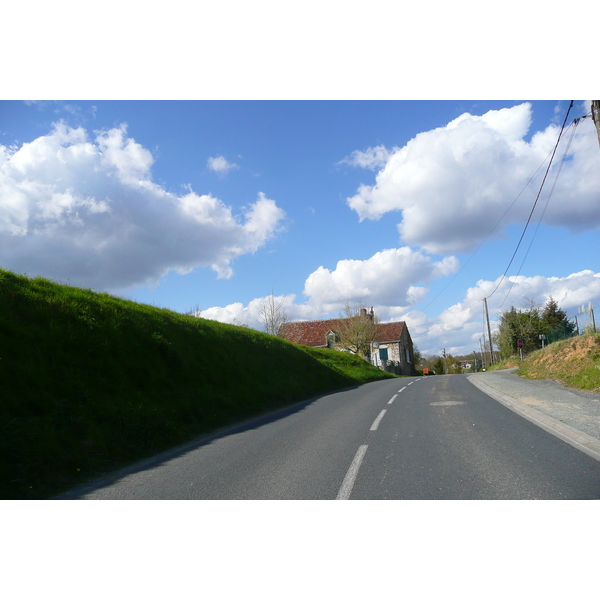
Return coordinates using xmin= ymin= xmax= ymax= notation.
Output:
xmin=346 ymin=103 xmax=600 ymax=254
xmin=201 ymin=247 xmax=459 ymax=328
xmin=201 ymin=294 xmax=319 ymax=330
xmin=96 ymin=123 xmax=154 ymax=183
xmin=402 ymin=270 xmax=600 ymax=356
xmin=0 ymin=122 xmax=285 ymax=289
xmin=207 ymin=155 xmax=239 ymax=175
xmin=338 ymin=145 xmax=392 ymax=170
xmin=303 ymin=247 xmax=458 ymax=312
xmin=196 ymin=264 xmax=600 ymax=357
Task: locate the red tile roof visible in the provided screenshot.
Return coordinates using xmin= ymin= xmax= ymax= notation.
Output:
xmin=376 ymin=321 xmax=406 ymax=343
xmin=279 ymin=318 xmax=406 ymax=347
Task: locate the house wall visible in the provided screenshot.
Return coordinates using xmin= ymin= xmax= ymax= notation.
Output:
xmin=370 ymin=328 xmax=415 ymax=375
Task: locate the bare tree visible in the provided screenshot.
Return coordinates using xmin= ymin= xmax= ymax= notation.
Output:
xmin=259 ymin=293 xmax=288 ymax=336
xmin=184 ymin=304 xmax=202 ymax=318
xmin=337 ymin=301 xmax=381 ymax=358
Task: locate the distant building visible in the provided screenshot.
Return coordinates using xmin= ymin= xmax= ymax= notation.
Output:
xmin=279 ymin=315 xmax=415 ymax=376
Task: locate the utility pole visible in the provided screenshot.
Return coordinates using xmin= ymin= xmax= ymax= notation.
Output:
xmin=484 ymin=297 xmax=494 ymax=365
xmin=592 ymin=101 xmax=600 ymax=150
xmin=480 ymin=337 xmax=487 ymax=370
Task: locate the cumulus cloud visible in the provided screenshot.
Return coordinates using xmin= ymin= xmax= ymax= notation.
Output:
xmin=201 ymin=247 xmax=459 ymax=329
xmin=207 ymin=155 xmax=239 ymax=175
xmin=401 ymin=270 xmax=600 ymax=356
xmin=201 ymin=294 xmax=319 ymax=330
xmin=303 ymin=247 xmax=458 ymax=312
xmin=0 ymin=122 xmax=285 ymax=289
xmin=338 ymin=145 xmax=392 ymax=170
xmin=197 ymin=249 xmax=600 ymax=358
xmin=346 ymin=103 xmax=600 ymax=254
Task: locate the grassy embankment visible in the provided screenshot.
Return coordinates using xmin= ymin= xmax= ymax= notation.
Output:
xmin=0 ymin=268 xmax=394 ymax=499
xmin=489 ymin=333 xmax=600 ymax=392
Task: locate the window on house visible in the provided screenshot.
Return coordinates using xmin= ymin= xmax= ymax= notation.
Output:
xmin=326 ymin=331 xmax=339 ymax=348
xmin=406 ymin=346 xmax=411 ymax=363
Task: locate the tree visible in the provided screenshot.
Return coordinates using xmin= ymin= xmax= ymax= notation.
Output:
xmin=412 ymin=343 xmax=422 ymax=367
xmin=184 ymin=304 xmax=202 ymax=318
xmin=497 ymin=297 xmax=574 ymax=358
xmin=541 ymin=296 xmax=566 ymax=329
xmin=447 ymin=354 xmax=462 ymax=374
xmin=418 ymin=354 xmax=439 ymax=373
xmin=337 ymin=301 xmax=381 ymax=359
xmin=497 ymin=302 xmax=544 ymax=358
xmin=433 ymin=356 xmax=445 ymax=375
xmin=541 ymin=296 xmax=576 ymax=342
xmin=232 ymin=318 xmax=249 ymax=328
xmin=259 ymin=293 xmax=288 ymax=336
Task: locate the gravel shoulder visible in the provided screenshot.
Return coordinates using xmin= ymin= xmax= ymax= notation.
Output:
xmin=468 ymin=368 xmax=600 ymax=461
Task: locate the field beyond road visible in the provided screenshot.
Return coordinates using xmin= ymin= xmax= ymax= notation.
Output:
xmin=0 ymin=268 xmax=394 ymax=499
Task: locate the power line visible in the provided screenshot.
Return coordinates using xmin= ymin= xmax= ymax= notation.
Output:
xmin=406 ymin=134 xmax=568 ymax=337
xmin=405 ymin=102 xmax=583 ymax=349
xmin=417 ymin=142 xmax=559 ymax=315
xmin=498 ymin=117 xmax=581 ymax=309
xmin=487 ymin=101 xmax=574 ymax=301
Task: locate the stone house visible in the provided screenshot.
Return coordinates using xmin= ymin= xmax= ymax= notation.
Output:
xmin=279 ymin=314 xmax=415 ymax=376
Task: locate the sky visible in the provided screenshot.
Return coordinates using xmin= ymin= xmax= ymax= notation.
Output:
xmin=4 ymin=1 xmax=599 ymax=587
xmin=2 ymin=99 xmax=600 ymax=356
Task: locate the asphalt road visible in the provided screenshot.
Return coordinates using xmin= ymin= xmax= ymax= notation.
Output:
xmin=61 ymin=374 xmax=600 ymax=499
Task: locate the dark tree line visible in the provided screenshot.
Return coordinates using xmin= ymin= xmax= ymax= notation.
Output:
xmin=495 ymin=297 xmax=576 ymax=358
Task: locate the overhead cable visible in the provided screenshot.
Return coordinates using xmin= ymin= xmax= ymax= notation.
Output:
xmin=498 ymin=116 xmax=581 ymax=309
xmin=486 ymin=100 xmax=574 ymax=301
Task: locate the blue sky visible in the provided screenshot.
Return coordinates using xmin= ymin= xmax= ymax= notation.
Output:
xmin=1 ymin=99 xmax=600 ymax=356
xmin=3 ymin=3 xmax=599 ymax=566
xmin=4 ymin=3 xmax=598 ymax=584
xmin=2 ymin=4 xmax=599 ymax=360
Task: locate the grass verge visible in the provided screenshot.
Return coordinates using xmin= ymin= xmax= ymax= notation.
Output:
xmin=488 ymin=357 xmax=522 ymax=371
xmin=516 ymin=333 xmax=600 ymax=392
xmin=0 ymin=268 xmax=394 ymax=499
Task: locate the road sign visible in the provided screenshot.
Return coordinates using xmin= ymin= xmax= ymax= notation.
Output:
xmin=517 ymin=339 xmax=524 ymax=348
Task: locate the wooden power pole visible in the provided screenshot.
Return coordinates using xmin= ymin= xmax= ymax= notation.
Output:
xmin=484 ymin=297 xmax=494 ymax=365
xmin=592 ymin=101 xmax=600 ymax=150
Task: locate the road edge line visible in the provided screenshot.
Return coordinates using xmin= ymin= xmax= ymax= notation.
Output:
xmin=467 ymin=375 xmax=600 ymax=464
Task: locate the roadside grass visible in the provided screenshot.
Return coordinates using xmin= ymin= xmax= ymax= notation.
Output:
xmin=300 ymin=346 xmax=410 ymax=383
xmin=516 ymin=333 xmax=600 ymax=392
xmin=488 ymin=357 xmax=522 ymax=371
xmin=0 ymin=268 xmax=394 ymax=499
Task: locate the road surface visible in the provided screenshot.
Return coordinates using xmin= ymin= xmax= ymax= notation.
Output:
xmin=60 ymin=374 xmax=600 ymax=499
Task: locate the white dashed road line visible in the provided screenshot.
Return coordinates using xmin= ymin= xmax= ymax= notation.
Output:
xmin=337 ymin=445 xmax=369 ymax=500
xmin=338 ymin=381 xmax=417 ymax=499
xmin=370 ymin=409 xmax=387 ymax=431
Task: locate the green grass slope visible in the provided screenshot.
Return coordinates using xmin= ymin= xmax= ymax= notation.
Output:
xmin=0 ymin=268 xmax=393 ymax=499
xmin=516 ymin=332 xmax=600 ymax=392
